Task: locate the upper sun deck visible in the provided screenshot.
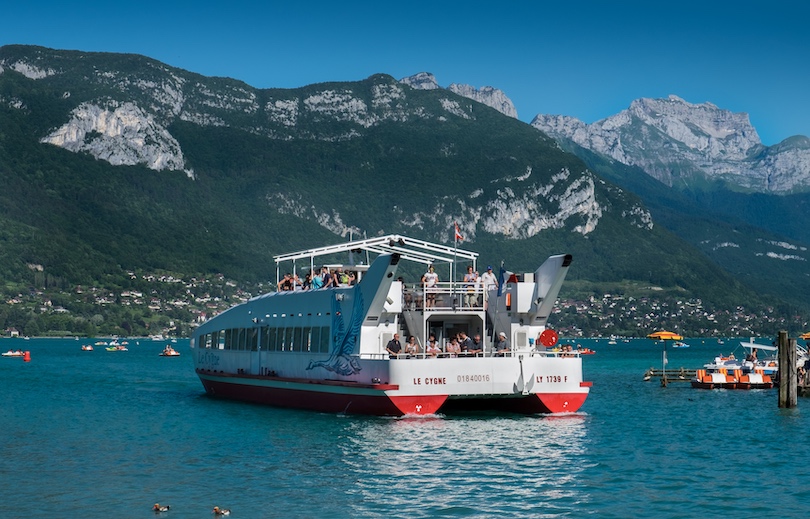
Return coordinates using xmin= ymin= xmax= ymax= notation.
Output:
xmin=273 ymin=234 xmax=479 ymax=289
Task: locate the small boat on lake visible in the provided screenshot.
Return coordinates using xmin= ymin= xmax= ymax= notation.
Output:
xmin=159 ymin=345 xmax=180 ymax=356
xmin=2 ymin=350 xmax=24 ymax=357
xmin=690 ymin=338 xmax=800 ymax=389
xmin=106 ymin=345 xmax=128 ymax=351
xmin=672 ymin=341 xmax=689 ymax=348
xmin=81 ymin=344 xmax=94 ymax=351
xmin=190 ymin=234 xmax=591 ymax=416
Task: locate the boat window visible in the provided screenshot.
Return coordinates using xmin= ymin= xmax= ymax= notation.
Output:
xmin=260 ymin=326 xmax=271 ymax=351
xmin=238 ymin=328 xmax=248 ymax=351
xmin=320 ymin=326 xmax=330 ymax=352
xmin=278 ymin=328 xmax=288 ymax=351
xmin=224 ymin=328 xmax=237 ymax=350
xmin=301 ymin=326 xmax=312 ymax=351
xmin=249 ymin=328 xmax=259 ymax=351
xmin=293 ymin=327 xmax=303 ymax=352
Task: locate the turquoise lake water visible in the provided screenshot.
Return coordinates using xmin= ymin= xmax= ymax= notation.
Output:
xmin=2 ymin=337 xmax=810 ymax=518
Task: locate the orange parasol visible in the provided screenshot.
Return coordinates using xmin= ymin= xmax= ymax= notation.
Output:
xmin=647 ymin=330 xmax=683 ymax=341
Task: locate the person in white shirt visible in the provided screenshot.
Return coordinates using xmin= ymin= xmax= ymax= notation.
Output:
xmin=421 ymin=265 xmax=439 ymax=309
xmin=480 ymin=265 xmax=498 ymax=292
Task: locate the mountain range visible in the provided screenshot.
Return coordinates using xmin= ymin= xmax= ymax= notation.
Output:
xmin=0 ymin=44 xmax=807 ymax=336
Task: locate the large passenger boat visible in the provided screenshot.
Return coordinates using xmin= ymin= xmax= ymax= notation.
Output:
xmin=190 ymin=235 xmax=591 ymax=416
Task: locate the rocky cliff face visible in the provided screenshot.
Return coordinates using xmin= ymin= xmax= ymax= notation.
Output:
xmin=1 ymin=46 xmax=648 ymax=244
xmin=400 ymin=72 xmax=518 ymax=119
xmin=531 ymin=95 xmax=810 ymax=193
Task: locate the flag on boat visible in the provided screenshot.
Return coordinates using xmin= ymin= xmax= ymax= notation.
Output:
xmin=497 ymin=264 xmax=516 ymax=296
xmin=454 ymin=222 xmax=463 ymax=242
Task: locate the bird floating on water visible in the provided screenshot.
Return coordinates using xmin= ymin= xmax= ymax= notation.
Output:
xmin=153 ymin=503 xmax=170 ymax=513
xmin=213 ymin=506 xmax=231 ymax=516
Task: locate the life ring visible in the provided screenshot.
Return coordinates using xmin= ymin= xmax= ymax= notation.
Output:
xmin=539 ymin=329 xmax=559 ymax=347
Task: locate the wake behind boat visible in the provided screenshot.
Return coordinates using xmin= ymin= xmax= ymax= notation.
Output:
xmin=191 ymin=234 xmax=591 ymax=416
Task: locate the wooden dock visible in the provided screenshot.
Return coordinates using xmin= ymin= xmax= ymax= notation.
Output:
xmin=643 ymin=367 xmax=696 ymax=386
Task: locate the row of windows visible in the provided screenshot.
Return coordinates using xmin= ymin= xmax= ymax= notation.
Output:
xmin=199 ymin=326 xmax=332 ymax=353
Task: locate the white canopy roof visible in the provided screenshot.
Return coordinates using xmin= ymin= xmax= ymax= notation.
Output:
xmin=273 ymin=234 xmax=478 ymax=282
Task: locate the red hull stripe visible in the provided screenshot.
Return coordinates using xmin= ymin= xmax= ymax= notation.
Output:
xmin=199 ymin=374 xmax=588 ymax=416
xmin=201 ymin=377 xmax=405 ymax=415
xmin=196 ymin=369 xmax=399 ymax=390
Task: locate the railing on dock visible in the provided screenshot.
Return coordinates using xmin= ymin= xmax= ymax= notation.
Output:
xmin=643 ymin=367 xmax=696 ymax=386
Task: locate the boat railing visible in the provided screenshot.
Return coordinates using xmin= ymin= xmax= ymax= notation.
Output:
xmin=359 ymin=350 xmax=579 ymax=360
xmin=402 ymin=282 xmax=487 ymax=312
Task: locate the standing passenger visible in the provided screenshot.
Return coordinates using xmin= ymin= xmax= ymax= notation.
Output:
xmin=422 ymin=265 xmax=439 ymax=309
xmin=426 ymin=339 xmax=441 ymax=357
xmin=469 ymin=334 xmax=483 ymax=356
xmin=321 ymin=267 xmax=334 ymax=288
xmin=480 ymin=266 xmax=498 ymax=292
xmin=405 ymin=336 xmax=420 ymax=357
xmin=311 ymin=269 xmax=324 ymax=290
xmin=386 ymin=333 xmax=402 ymax=359
xmin=463 ymin=266 xmax=479 ymax=307
xmin=494 ymin=332 xmax=510 ymax=356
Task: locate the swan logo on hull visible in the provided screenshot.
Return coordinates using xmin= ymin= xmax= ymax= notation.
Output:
xmin=306 ymin=290 xmax=365 ymax=376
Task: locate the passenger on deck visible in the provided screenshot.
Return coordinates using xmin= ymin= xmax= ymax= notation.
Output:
xmin=494 ymin=332 xmax=510 ymax=356
xmin=426 ymin=339 xmax=441 ymax=357
xmin=293 ymin=273 xmax=304 ymax=291
xmin=422 ymin=265 xmax=439 ymax=309
xmin=279 ymin=273 xmax=294 ymax=291
xmin=399 ymin=277 xmax=413 ymax=309
xmin=469 ymin=333 xmax=484 ymax=356
xmin=481 ymin=266 xmax=498 ymax=292
xmin=311 ymin=269 xmax=324 ymax=290
xmin=446 ymin=338 xmax=461 ymax=357
xmin=458 ymin=332 xmax=474 ymax=355
xmin=463 ymin=266 xmax=479 ymax=307
xmin=746 ymin=348 xmax=758 ymax=362
xmin=320 ymin=266 xmax=334 ymax=288
xmin=405 ymin=336 xmax=420 ymax=357
xmin=335 ymin=267 xmax=350 ymax=287
xmin=386 ymin=333 xmax=402 ymax=359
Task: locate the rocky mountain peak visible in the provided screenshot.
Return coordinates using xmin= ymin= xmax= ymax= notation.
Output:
xmin=400 ymin=72 xmax=517 ymax=119
xmin=399 ymin=72 xmax=440 ymax=90
xmin=531 ymin=96 xmax=810 ymax=193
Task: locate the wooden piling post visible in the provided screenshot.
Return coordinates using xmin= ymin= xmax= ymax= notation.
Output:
xmin=778 ymin=330 xmax=797 ymax=408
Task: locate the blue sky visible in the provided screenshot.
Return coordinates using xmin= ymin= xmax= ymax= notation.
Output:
xmin=2 ymin=0 xmax=807 ymax=145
